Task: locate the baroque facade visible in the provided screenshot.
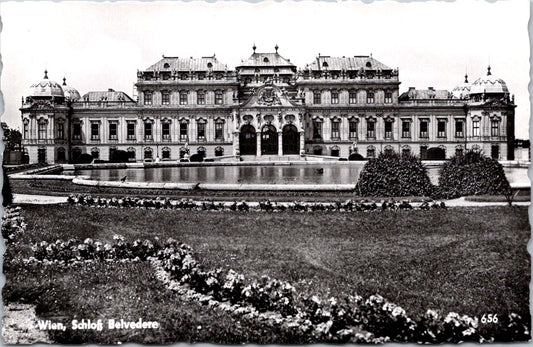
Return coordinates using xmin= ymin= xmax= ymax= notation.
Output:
xmin=20 ymin=46 xmax=516 ymax=163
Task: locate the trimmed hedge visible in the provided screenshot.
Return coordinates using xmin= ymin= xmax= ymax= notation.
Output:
xmin=438 ymin=150 xmax=511 ymax=198
xmin=356 ymin=152 xmax=434 ymax=197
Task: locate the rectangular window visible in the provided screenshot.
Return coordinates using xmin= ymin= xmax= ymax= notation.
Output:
xmin=161 ymin=91 xmax=170 ymax=105
xmin=109 ymin=122 xmax=117 ymax=140
xmin=385 ymin=91 xmax=393 ymax=104
xmin=349 ymin=90 xmax=357 ymax=104
xmin=420 ymin=146 xmax=428 ymax=160
xmin=197 ymin=122 xmax=206 ymax=140
xmin=144 ymin=91 xmax=152 ymax=105
xmin=366 ymin=121 xmax=375 ymax=138
xmin=144 ymin=122 xmax=152 ymax=140
xmin=215 ymin=91 xmax=223 ymax=105
xmin=491 ymin=145 xmax=500 ymax=159
xmin=437 ymin=120 xmax=446 ymax=138
xmin=23 ymin=123 xmax=28 ymax=139
xmin=384 ymin=121 xmax=393 ymax=139
xmin=162 ymin=123 xmax=170 ymax=140
xmin=197 ymin=91 xmax=206 ymax=105
xmin=38 ymin=122 xmax=47 ymax=140
xmin=473 ymin=120 xmax=480 ymax=136
xmin=179 ymin=92 xmax=188 ymax=105
xmin=313 ymin=91 xmax=321 ymax=105
xmin=331 ymin=121 xmax=340 ymax=139
xmin=366 ymin=91 xmax=375 ymax=104
xmin=73 ymin=123 xmax=81 ymax=139
xmin=215 ymin=122 xmax=224 ymax=140
xmin=180 ymin=122 xmax=188 ymax=141
xmin=331 ymin=91 xmax=339 ymax=104
xmin=57 ymin=123 xmax=64 ymax=139
xmin=420 ymin=120 xmax=429 ymax=138
xmin=402 ymin=121 xmax=410 ymax=138
xmin=349 ymin=121 xmax=358 ymax=139
xmin=127 ymin=122 xmax=136 ymax=140
xmin=455 ymin=120 xmax=464 ymax=137
xmin=91 ymin=123 xmax=99 ymax=140
xmin=313 ymin=121 xmax=322 ymax=139
xmin=491 ymin=120 xmax=499 ymax=136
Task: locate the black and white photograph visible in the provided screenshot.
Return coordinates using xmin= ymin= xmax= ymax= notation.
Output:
xmin=0 ymin=0 xmax=531 ymax=344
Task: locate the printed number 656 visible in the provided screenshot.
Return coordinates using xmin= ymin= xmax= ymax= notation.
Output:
xmin=481 ymin=314 xmax=498 ymax=324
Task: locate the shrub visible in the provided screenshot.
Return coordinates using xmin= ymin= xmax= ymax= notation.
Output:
xmin=2 ymin=169 xmax=13 ymax=206
xmin=110 ymin=150 xmax=130 ymax=163
xmin=189 ymin=154 xmax=204 ymax=162
xmin=355 ymin=152 xmax=434 ymax=197
xmin=438 ymin=150 xmax=511 ymax=198
xmin=348 ymin=153 xmax=365 ymax=161
xmin=76 ymin=153 xmax=94 ymax=164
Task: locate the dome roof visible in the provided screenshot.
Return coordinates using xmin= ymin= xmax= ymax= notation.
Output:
xmin=61 ymin=77 xmax=81 ymax=101
xmin=451 ymin=74 xmax=471 ymax=99
xmin=470 ymin=66 xmax=509 ymax=95
xmin=29 ymin=70 xmax=64 ymax=98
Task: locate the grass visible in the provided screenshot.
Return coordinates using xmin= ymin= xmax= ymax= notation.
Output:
xmin=6 ymin=204 xmax=529 ymax=326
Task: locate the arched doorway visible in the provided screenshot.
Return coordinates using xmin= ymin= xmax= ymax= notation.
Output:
xmin=427 ymin=147 xmax=446 ymax=160
xmin=261 ymin=125 xmax=278 ymax=155
xmin=239 ymin=125 xmax=257 ymax=155
xmin=282 ymin=124 xmax=299 ymax=155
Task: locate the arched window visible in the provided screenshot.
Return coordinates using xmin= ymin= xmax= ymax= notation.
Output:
xmin=197 ymin=90 xmax=206 ymax=105
xmin=263 ymin=57 xmax=269 ymax=63
xmin=215 ymin=146 xmax=224 ymax=157
xmin=331 ymin=118 xmax=340 ymax=140
xmin=331 ymin=145 xmax=340 ymax=157
xmin=197 ymin=118 xmax=206 ymax=141
xmin=401 ymin=145 xmax=411 ymax=158
xmin=384 ymin=145 xmax=394 ymax=156
xmin=91 ymin=147 xmax=100 ymax=159
xmin=179 ymin=147 xmax=189 ymax=159
xmin=313 ymin=145 xmax=323 ymax=155
xmin=162 ymin=147 xmax=171 ymax=160
xmin=144 ymin=147 xmax=153 ymax=160
xmin=163 ymin=63 xmax=170 ymax=69
xmin=197 ymin=146 xmax=207 ymax=158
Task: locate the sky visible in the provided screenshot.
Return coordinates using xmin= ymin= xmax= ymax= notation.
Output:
xmin=0 ymin=0 xmax=530 ymax=138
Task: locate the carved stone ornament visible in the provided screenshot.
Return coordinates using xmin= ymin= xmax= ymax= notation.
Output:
xmin=243 ymin=115 xmax=253 ymax=124
xmin=257 ymin=86 xmax=282 ymax=106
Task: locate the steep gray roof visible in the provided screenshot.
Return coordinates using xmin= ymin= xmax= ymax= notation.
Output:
xmin=306 ymin=56 xmax=392 ymax=71
xmin=81 ymin=90 xmax=135 ymax=102
xmin=399 ymin=88 xmax=452 ymax=100
xmin=237 ymin=52 xmax=295 ymax=67
xmin=145 ymin=56 xmax=228 ymax=72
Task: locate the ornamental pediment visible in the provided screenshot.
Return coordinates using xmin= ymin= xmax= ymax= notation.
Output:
xmin=241 ymin=85 xmax=300 ymax=108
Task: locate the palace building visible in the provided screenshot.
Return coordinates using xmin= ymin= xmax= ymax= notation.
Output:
xmin=20 ymin=46 xmax=516 ymax=163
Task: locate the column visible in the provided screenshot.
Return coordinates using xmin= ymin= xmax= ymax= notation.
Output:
xmin=278 ymin=131 xmax=283 ymax=156
xmin=233 ymin=131 xmax=239 ymax=156
xmin=256 ymin=131 xmax=261 ymax=156
xmin=299 ymin=131 xmax=305 ymax=155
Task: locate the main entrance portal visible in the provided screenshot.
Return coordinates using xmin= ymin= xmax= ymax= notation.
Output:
xmin=261 ymin=125 xmax=278 ymax=155
xmin=239 ymin=125 xmax=257 ymax=155
xmin=282 ymin=125 xmax=299 ymax=155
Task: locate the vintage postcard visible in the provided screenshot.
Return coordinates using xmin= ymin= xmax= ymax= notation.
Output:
xmin=1 ymin=0 xmax=530 ymax=344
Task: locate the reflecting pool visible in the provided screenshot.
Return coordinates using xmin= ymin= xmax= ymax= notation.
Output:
xmin=71 ymin=164 xmax=529 ymax=186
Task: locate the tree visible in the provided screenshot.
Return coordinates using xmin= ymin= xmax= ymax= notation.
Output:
xmin=1 ymin=122 xmax=22 ymax=151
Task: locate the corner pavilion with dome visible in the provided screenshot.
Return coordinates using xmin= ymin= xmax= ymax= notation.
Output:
xmin=19 ymin=48 xmax=516 ymax=164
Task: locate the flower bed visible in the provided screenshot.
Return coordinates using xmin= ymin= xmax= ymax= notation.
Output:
xmin=66 ymin=194 xmax=447 ymax=213
xmin=2 ymin=207 xmax=27 ymax=242
xmin=24 ymin=232 xmax=529 ymax=343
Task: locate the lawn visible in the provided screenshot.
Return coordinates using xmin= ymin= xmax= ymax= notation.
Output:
xmin=3 ymin=204 xmax=530 ymax=343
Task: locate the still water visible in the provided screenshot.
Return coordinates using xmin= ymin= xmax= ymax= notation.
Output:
xmin=72 ymin=164 xmax=529 ymax=186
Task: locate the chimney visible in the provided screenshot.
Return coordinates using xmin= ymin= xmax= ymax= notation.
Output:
xmin=108 ymin=88 xmax=115 ymax=92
